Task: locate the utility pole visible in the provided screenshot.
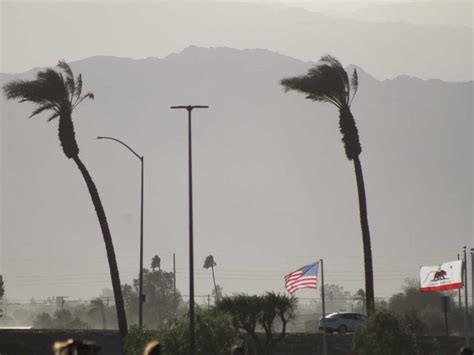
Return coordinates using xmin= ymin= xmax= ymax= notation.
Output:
xmin=320 ymin=259 xmax=327 ymax=355
xmin=459 ymin=253 xmax=462 ymax=308
xmin=170 ymin=105 xmax=209 ymax=355
xmin=173 ymin=253 xmax=177 ymax=299
xmin=471 ymin=248 xmax=474 ymax=307
xmin=463 ymin=246 xmax=470 ymax=347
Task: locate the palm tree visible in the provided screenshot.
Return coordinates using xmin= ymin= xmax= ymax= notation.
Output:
xmin=89 ymin=297 xmax=107 ymax=329
xmin=151 ymin=254 xmax=161 ymax=271
xmin=203 ymin=255 xmax=219 ymax=302
xmin=2 ymin=61 xmax=128 ymax=338
xmin=280 ymin=55 xmax=375 ymax=315
xmin=353 ymin=288 xmax=366 ymax=314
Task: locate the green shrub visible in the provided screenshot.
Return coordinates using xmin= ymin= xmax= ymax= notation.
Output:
xmin=124 ymin=325 xmax=160 ymax=355
xmin=159 ymin=308 xmax=238 ymax=355
xmin=353 ymin=309 xmax=420 ymax=355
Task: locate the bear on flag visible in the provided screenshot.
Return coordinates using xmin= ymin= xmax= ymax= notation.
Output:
xmin=419 ymin=260 xmax=463 ymax=292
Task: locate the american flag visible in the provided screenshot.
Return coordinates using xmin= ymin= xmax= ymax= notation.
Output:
xmin=284 ymin=261 xmax=319 ymax=293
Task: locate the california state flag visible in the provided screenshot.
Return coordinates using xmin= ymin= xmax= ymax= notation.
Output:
xmin=420 ymin=260 xmax=463 ymax=292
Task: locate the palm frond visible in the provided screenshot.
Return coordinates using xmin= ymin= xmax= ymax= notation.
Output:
xmin=349 ymin=69 xmax=359 ymax=106
xmin=308 ymin=63 xmax=347 ymax=105
xmin=74 ymin=74 xmax=83 ymax=101
xmin=36 ymin=68 xmax=69 ymax=103
xmin=57 ymin=61 xmax=75 ymax=99
xmin=281 ymin=69 xmax=343 ymax=109
xmin=47 ymin=112 xmax=60 ymax=121
xmin=28 ymin=103 xmax=58 ymax=118
xmin=73 ymin=92 xmax=94 ymax=109
xmin=320 ymin=55 xmax=350 ymax=103
xmin=281 ymin=55 xmax=354 ymax=110
xmin=3 ymin=80 xmax=48 ymax=103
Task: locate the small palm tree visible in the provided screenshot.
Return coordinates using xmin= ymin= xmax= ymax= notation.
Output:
xmin=89 ymin=297 xmax=107 ymax=329
xmin=203 ymin=255 xmax=219 ymax=302
xmin=281 ymin=55 xmax=375 ymax=315
xmin=2 ymin=62 xmax=128 ymax=338
xmin=353 ymin=288 xmax=366 ymax=314
xmin=151 ymin=255 xmax=161 ymax=271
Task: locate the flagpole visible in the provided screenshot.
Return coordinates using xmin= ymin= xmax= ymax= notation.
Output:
xmin=463 ymin=246 xmax=470 ymax=347
xmin=458 ymin=254 xmax=462 ymax=308
xmin=320 ymin=259 xmax=327 ymax=355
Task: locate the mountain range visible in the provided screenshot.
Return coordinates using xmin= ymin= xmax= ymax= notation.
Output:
xmin=2 ymin=2 xmax=473 ymax=81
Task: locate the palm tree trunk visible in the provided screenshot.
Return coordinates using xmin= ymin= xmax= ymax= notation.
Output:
xmin=352 ymin=156 xmax=375 ymax=316
xmin=101 ymin=307 xmax=107 ymax=330
xmin=72 ymin=156 xmax=128 ymax=339
xmin=211 ymin=264 xmax=218 ymax=302
xmin=58 ymin=112 xmax=79 ymax=159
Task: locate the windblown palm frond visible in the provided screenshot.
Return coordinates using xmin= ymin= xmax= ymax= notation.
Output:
xmin=28 ymin=103 xmax=59 ymax=119
xmin=281 ymin=70 xmax=343 ymax=109
xmin=350 ymin=69 xmax=359 ymax=105
xmin=281 ymin=55 xmax=358 ymax=109
xmin=57 ymin=60 xmax=75 ymax=99
xmin=74 ymin=74 xmax=83 ymax=101
xmin=2 ymin=61 xmax=93 ymax=120
xmin=4 ymin=79 xmax=60 ymax=109
xmin=3 ymin=61 xmax=94 ymax=159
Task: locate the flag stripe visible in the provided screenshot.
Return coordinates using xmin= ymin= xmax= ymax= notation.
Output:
xmin=421 ymin=282 xmax=463 ymax=292
xmin=284 ymin=261 xmax=319 ymax=294
xmin=287 ymin=281 xmax=317 ymax=293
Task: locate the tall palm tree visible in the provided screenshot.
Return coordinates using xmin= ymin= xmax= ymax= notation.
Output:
xmin=203 ymin=255 xmax=219 ymax=302
xmin=280 ymin=55 xmax=375 ymax=315
xmin=2 ymin=61 xmax=128 ymax=337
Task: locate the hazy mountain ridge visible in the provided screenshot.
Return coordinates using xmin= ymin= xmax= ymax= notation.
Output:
xmin=2 ymin=2 xmax=472 ymax=81
xmin=285 ymin=1 xmax=472 ymax=28
xmin=4 ymin=46 xmax=470 ymax=85
xmin=351 ymin=2 xmax=473 ymax=29
xmin=0 ymin=47 xmax=472 ymax=300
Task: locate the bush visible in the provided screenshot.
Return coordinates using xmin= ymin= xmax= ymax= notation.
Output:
xmin=159 ymin=308 xmax=238 ymax=355
xmin=124 ymin=326 xmax=160 ymax=355
xmin=401 ymin=310 xmax=426 ymax=336
xmin=353 ymin=309 xmax=420 ymax=355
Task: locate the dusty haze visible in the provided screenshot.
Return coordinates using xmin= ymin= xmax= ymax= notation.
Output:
xmin=0 ymin=1 xmax=472 ymax=306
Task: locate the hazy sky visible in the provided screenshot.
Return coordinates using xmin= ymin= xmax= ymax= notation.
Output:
xmin=0 ymin=0 xmax=472 ymax=307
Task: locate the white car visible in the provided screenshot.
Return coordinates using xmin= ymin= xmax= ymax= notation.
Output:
xmin=319 ymin=312 xmax=367 ymax=334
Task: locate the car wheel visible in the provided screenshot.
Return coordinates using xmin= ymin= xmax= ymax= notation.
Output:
xmin=337 ymin=325 xmax=347 ymax=334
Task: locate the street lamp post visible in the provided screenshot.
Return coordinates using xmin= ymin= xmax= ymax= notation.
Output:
xmin=96 ymin=136 xmax=145 ymax=329
xmin=170 ymin=105 xmax=208 ymax=355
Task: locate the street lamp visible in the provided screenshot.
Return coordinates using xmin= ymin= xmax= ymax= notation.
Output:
xmin=170 ymin=105 xmax=208 ymax=355
xmin=96 ymin=136 xmax=145 ymax=329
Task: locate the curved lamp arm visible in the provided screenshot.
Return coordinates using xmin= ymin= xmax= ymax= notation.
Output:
xmin=96 ymin=136 xmax=143 ymax=161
